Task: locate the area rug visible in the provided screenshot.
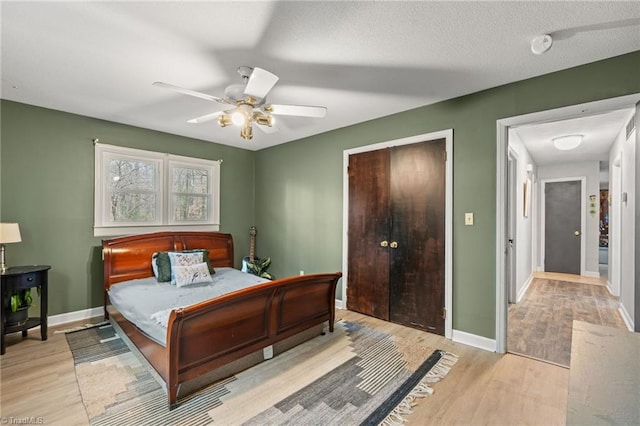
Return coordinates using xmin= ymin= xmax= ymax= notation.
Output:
xmin=66 ymin=321 xmax=457 ymax=425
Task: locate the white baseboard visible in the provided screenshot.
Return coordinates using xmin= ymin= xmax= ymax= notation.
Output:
xmin=583 ymin=270 xmax=600 ymax=278
xmin=618 ymin=303 xmax=634 ymax=331
xmin=452 ymin=329 xmax=496 ymax=352
xmin=606 ymin=281 xmax=614 ymax=296
xmin=516 ymin=274 xmax=534 ymax=303
xmin=334 ymin=299 xmax=345 ymax=310
xmin=48 ymin=306 xmax=103 ymax=327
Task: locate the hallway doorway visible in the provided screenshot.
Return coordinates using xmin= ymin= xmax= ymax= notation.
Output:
xmin=496 ymin=93 xmax=640 ymax=354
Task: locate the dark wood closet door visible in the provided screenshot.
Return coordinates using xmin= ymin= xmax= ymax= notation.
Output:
xmin=389 ymin=139 xmax=446 ymax=334
xmin=346 ymin=148 xmax=391 ymax=319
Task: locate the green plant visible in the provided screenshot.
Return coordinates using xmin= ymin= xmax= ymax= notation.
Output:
xmin=246 ymin=257 xmax=274 ymax=280
xmin=9 ymin=288 xmax=33 ymax=312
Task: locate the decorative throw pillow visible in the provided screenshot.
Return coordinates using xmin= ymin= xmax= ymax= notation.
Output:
xmin=168 ymin=252 xmax=203 ymax=285
xmin=152 ymin=252 xmax=173 ymax=283
xmin=180 ymin=249 xmax=216 ymax=275
xmin=173 ymin=262 xmax=213 ymax=288
xmin=168 ymin=251 xmax=203 ymax=267
xmin=151 ymin=250 xmax=216 ymax=283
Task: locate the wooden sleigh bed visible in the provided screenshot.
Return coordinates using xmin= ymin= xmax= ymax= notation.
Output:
xmin=102 ymin=231 xmax=342 ymax=408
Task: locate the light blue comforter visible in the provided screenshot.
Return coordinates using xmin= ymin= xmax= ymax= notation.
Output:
xmin=108 ymin=267 xmax=269 ymax=346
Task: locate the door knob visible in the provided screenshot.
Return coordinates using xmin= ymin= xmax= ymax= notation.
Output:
xmin=574 ymin=231 xmax=580 ymax=236
xmin=380 ymin=240 xmax=389 ymax=247
xmin=390 ymin=241 xmax=398 ymax=248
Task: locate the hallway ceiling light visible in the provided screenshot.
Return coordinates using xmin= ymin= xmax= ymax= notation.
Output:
xmin=553 ymin=134 xmax=583 ymax=150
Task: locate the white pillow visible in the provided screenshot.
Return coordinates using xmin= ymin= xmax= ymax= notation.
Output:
xmin=168 ymin=252 xmax=203 ymax=284
xmin=173 ymin=262 xmax=213 ymax=288
xmin=168 ymin=251 xmax=203 ymax=267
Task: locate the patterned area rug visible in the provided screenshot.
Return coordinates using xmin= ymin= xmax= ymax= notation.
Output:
xmin=66 ymin=321 xmax=456 ymax=425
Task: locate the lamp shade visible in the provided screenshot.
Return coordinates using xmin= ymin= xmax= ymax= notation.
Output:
xmin=0 ymin=223 xmax=22 ymax=244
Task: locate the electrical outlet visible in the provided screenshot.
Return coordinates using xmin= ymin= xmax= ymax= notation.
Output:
xmin=465 ymin=213 xmax=474 ymax=226
xmin=299 ymin=270 xmax=304 ymax=275
xmin=263 ymin=345 xmax=273 ymax=360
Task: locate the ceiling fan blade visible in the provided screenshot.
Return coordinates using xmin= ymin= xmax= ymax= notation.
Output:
xmin=265 ymin=104 xmax=327 ymax=118
xmin=255 ymin=121 xmax=279 ymax=134
xmin=187 ymin=111 xmax=225 ymax=124
xmin=153 ymin=81 xmax=228 ymax=104
xmin=243 ymin=68 xmax=279 ymax=100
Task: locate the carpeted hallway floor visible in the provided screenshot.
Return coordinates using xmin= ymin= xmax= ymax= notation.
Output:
xmin=507 ymin=278 xmax=627 ymax=367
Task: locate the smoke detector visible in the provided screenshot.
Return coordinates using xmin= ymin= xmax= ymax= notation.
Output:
xmin=531 ymin=34 xmax=553 ymax=55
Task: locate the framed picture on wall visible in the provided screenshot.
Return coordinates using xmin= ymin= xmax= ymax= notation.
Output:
xmin=523 ymin=178 xmax=531 ymax=217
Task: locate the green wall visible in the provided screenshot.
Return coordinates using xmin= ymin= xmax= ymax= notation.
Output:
xmin=0 ymin=101 xmax=256 ymax=316
xmin=1 ymin=51 xmax=638 ymax=339
xmin=255 ymin=51 xmax=640 ymax=339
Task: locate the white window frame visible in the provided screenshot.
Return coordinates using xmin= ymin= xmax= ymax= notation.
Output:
xmin=94 ymin=143 xmax=220 ymax=237
xmin=168 ymin=158 xmax=217 ymax=225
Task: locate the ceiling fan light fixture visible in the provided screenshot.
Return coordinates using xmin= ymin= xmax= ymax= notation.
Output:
xmin=255 ymin=112 xmax=274 ymax=127
xmin=240 ymin=123 xmax=253 ymax=140
xmin=156 ymin=65 xmax=326 ymax=141
xmin=218 ymin=114 xmax=234 ymax=128
xmin=553 ymin=134 xmax=583 ymax=150
xmin=232 ymin=103 xmax=254 ymax=126
xmin=231 ymin=110 xmax=246 ymax=126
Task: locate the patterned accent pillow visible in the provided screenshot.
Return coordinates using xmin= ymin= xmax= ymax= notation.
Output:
xmin=151 ymin=250 xmax=216 ymax=283
xmin=173 ymin=262 xmax=213 ymax=288
xmin=180 ymin=249 xmax=216 ymax=275
xmin=168 ymin=252 xmax=203 ymax=285
xmin=168 ymin=251 xmax=203 ymax=267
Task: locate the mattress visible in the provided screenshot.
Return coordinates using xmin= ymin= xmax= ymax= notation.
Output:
xmin=108 ymin=267 xmax=269 ymax=346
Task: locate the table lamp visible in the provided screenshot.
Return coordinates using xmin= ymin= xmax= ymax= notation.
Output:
xmin=0 ymin=223 xmax=22 ymax=273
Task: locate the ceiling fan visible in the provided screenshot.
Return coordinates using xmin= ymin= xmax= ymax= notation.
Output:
xmin=154 ymin=66 xmax=327 ymax=140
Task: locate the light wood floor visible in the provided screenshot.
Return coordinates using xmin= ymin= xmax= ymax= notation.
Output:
xmin=532 ymin=271 xmax=607 ymax=286
xmin=509 ymin=274 xmax=627 ymax=366
xmin=0 ymin=312 xmax=569 ymax=425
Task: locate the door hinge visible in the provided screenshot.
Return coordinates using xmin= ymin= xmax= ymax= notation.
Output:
xmin=442 ymin=307 xmax=447 ymax=319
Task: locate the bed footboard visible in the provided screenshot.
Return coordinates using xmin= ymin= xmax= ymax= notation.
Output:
xmin=103 ymin=231 xmax=342 ymax=409
xmin=166 ymin=272 xmax=342 ymax=408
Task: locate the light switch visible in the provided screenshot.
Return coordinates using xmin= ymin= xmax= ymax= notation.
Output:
xmin=465 ymin=213 xmax=474 ymax=226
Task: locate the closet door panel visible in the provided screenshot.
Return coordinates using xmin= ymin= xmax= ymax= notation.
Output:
xmin=346 ymin=148 xmax=391 ymax=320
xmin=389 ymin=139 xmax=446 ymax=334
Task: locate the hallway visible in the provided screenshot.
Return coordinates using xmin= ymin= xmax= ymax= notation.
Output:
xmin=507 ymin=273 xmax=626 ymax=367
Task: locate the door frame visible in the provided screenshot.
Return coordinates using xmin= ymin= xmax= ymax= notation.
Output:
xmin=342 ymin=129 xmax=453 ymax=339
xmin=507 ymin=148 xmax=519 ymax=303
xmin=540 ymin=176 xmax=587 ymax=275
xmin=495 ymin=93 xmax=640 ymax=354
xmin=610 ymin=153 xmax=622 ymax=297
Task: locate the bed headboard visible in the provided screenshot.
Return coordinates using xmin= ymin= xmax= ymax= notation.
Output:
xmin=102 ymin=231 xmax=234 ymax=289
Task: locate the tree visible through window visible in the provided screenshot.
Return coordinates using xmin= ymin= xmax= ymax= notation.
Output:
xmin=171 ymin=165 xmax=209 ymax=222
xmin=94 ymin=143 xmax=220 ymax=237
xmin=109 ymin=158 xmax=159 ymax=222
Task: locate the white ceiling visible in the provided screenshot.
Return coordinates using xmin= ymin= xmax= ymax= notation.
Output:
xmin=1 ymin=1 xmax=639 ymax=151
xmin=514 ymin=108 xmax=636 ymax=166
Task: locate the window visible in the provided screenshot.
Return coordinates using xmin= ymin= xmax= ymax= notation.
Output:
xmin=95 ymin=144 xmax=220 ymax=237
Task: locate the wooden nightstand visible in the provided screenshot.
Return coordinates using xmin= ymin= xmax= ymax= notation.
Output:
xmin=1 ymin=265 xmax=51 ymax=355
